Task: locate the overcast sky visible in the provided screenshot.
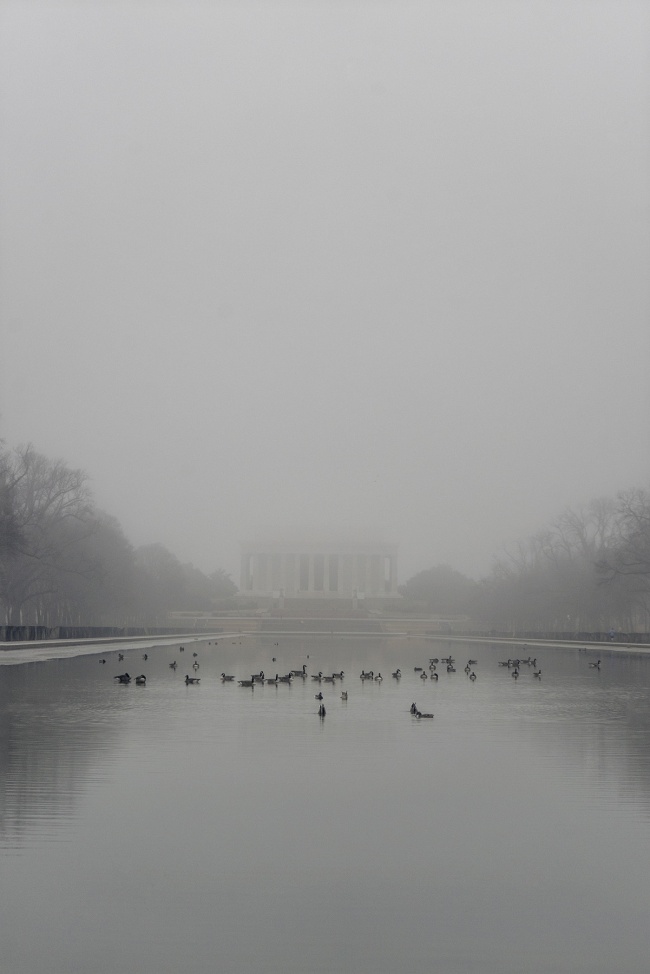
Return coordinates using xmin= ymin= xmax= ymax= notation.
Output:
xmin=1 ymin=1 xmax=648 ymax=582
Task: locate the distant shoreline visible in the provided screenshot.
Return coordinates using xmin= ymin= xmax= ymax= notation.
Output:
xmin=2 ymin=628 xmax=649 ymax=665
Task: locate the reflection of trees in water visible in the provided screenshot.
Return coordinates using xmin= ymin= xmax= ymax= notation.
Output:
xmin=504 ymin=651 xmax=650 ymax=815
xmin=0 ymin=660 xmax=124 ymax=845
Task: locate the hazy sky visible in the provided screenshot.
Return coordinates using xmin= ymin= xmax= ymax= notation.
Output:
xmin=1 ymin=1 xmax=648 ymax=582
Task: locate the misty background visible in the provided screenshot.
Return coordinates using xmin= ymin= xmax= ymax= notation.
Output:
xmin=1 ymin=1 xmax=648 ymax=583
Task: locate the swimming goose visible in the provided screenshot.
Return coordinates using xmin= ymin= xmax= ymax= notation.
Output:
xmin=469 ymin=672 xmax=477 ymax=681
xmin=185 ymin=675 xmax=200 ymax=685
xmin=312 ymin=672 xmax=323 ymax=681
xmin=533 ymin=670 xmax=542 ymax=678
xmin=118 ymin=653 xmax=124 ymax=661
xmin=415 ymin=711 xmax=434 ymax=719
xmin=114 ymin=673 xmax=131 ymax=684
xmin=341 ymin=691 xmax=348 ymax=700
xmin=392 ymin=669 xmax=401 ymax=678
xmin=431 ymin=672 xmax=439 ymax=681
xmin=589 ymin=660 xmax=601 ymax=669
xmin=238 ymin=677 xmax=255 ymax=687
xmin=99 ymin=658 xmax=106 ymax=664
xmin=135 ymin=675 xmax=146 ymax=685
xmin=169 ymin=661 xmax=177 ymax=669
xmin=277 ymin=673 xmax=293 ymax=683
xmin=315 ymin=692 xmax=323 ymax=700
xmin=221 ymin=672 xmax=235 ymax=681
xmin=321 ymin=675 xmax=336 ymax=683
xmin=420 ymin=671 xmax=428 ymax=680
xmin=142 ymin=653 xmax=148 ymax=661
xmin=374 ymin=673 xmax=383 ymax=682
xmin=318 ymin=704 xmax=326 ymax=717
xmin=332 ymin=671 xmax=344 ymax=680
xmin=291 ymin=665 xmax=308 ymax=677
xmin=410 ymin=702 xmax=418 ymax=714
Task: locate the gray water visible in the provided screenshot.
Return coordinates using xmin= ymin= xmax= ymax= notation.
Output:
xmin=1 ymin=635 xmax=650 ymax=974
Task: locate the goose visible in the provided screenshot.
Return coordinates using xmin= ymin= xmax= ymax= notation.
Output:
xmin=414 ymin=667 xmax=423 ymax=672
xmin=252 ymin=671 xmax=265 ymax=683
xmin=221 ymin=672 xmax=235 ymax=681
xmin=312 ymin=672 xmax=323 ymax=681
xmin=99 ymin=658 xmax=106 ymax=664
xmin=291 ymin=665 xmax=308 ymax=677
xmin=114 ymin=673 xmax=131 ymax=684
xmin=192 ymin=661 xmax=200 ymax=670
xmin=185 ymin=675 xmax=200 ymax=685
xmin=511 ymin=670 xmax=519 ymax=679
xmin=265 ymin=675 xmax=278 ymax=684
xmin=415 ymin=711 xmax=434 ymax=719
xmin=374 ymin=673 xmax=383 ymax=682
xmin=118 ymin=653 xmax=125 ymax=661
xmin=392 ymin=669 xmax=401 ymax=678
xmin=431 ymin=672 xmax=439 ymax=681
xmin=410 ymin=702 xmax=418 ymax=714
xmin=192 ymin=652 xmax=198 ymax=658
xmin=318 ymin=704 xmax=326 ymax=717
xmin=446 ymin=665 xmax=456 ymax=673
xmin=179 ymin=646 xmax=185 ymax=652
xmin=142 ymin=653 xmax=148 ymax=661
xmin=238 ymin=677 xmax=255 ymax=687
xmin=332 ymin=671 xmax=344 ymax=680
xmin=315 ymin=692 xmax=323 ymax=700
xmin=341 ymin=691 xmax=348 ymax=700
xmin=429 ymin=663 xmax=436 ymax=671
xmin=589 ymin=660 xmax=601 ymax=669
xmin=321 ymin=675 xmax=336 ymax=683
xmin=534 ymin=670 xmax=542 ymax=678
xmin=277 ymin=673 xmax=292 ymax=683
xmin=469 ymin=671 xmax=477 ymax=681
xmin=135 ymin=675 xmax=146 ymax=685
xmin=429 ymin=658 xmax=439 ymax=665
xmin=360 ymin=670 xmax=373 ymax=680
xmin=468 ymin=659 xmax=477 ymax=665
xmin=420 ymin=671 xmax=428 ymax=680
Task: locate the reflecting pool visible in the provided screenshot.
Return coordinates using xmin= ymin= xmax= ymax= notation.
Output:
xmin=1 ymin=636 xmax=650 ymax=973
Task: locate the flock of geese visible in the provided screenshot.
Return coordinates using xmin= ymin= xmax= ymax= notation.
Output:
xmin=105 ymin=641 xmax=605 ymax=717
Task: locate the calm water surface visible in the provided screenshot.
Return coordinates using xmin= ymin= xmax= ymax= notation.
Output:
xmin=1 ymin=636 xmax=650 ymax=973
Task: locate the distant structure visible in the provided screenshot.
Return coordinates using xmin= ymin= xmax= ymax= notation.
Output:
xmin=240 ymin=536 xmax=399 ymax=601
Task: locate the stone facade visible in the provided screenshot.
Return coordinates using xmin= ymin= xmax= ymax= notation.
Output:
xmin=240 ymin=539 xmax=398 ymax=598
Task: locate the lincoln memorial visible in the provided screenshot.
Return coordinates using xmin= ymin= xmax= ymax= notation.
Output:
xmin=240 ymin=537 xmax=399 ymax=599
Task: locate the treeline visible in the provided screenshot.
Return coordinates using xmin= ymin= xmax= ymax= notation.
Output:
xmin=401 ymin=491 xmax=650 ymax=632
xmin=0 ymin=444 xmax=236 ymax=628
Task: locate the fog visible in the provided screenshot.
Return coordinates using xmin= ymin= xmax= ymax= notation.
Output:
xmin=1 ymin=1 xmax=648 ymax=582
